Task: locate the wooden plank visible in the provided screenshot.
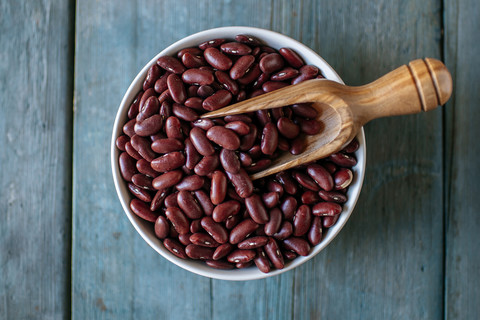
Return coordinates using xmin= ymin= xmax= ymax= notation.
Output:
xmin=0 ymin=1 xmax=74 ymax=319
xmin=444 ymin=0 xmax=480 ymax=318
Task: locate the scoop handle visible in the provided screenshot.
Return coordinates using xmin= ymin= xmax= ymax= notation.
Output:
xmin=346 ymin=58 xmax=453 ymax=125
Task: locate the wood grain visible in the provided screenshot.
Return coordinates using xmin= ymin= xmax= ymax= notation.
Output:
xmin=0 ymin=1 xmax=74 ymax=319
xmin=444 ymin=0 xmax=480 ymax=318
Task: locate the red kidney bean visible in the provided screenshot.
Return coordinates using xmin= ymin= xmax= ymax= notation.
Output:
xmin=175 ymin=175 xmax=204 ymax=191
xmin=139 ymin=88 xmax=156 ymax=112
xmin=204 ymin=47 xmax=232 ymax=70
xmin=264 ymin=207 xmax=282 ymax=236
xmin=206 ymin=126 xmax=240 ymax=150
xmin=116 ymin=135 xmax=129 ymax=151
xmin=293 ymin=205 xmax=312 ymax=236
xmin=134 ymin=114 xmax=163 ymax=137
xmin=212 ymin=200 xmax=241 ymax=223
xmin=297 ymin=118 xmax=322 ymax=135
xmin=271 ymin=67 xmax=300 ymax=81
xmin=260 ymin=122 xmax=278 ymax=155
xmin=227 ymin=249 xmax=256 ymax=264
xmin=177 ymin=190 xmax=203 ymax=219
xmin=199 ymin=38 xmax=225 ymax=50
xmin=165 ymin=207 xmax=190 ymax=234
xmin=193 ymin=190 xmax=214 ymax=216
xmin=197 ymin=85 xmax=215 ymax=98
xmin=214 ymin=70 xmax=240 ymax=95
xmin=185 ymin=97 xmax=203 ymax=111
xmin=213 ymin=243 xmax=234 ymax=260
xmin=307 ymin=216 xmax=323 ymax=245
xmin=220 ymin=42 xmax=252 ymax=55
xmin=125 ymin=142 xmax=142 ymax=160
xmin=307 ymin=164 xmax=334 ymax=191
xmin=292 ymin=171 xmax=320 ymax=191
xmin=171 ymin=104 xmax=198 ymax=122
xmin=318 ymin=190 xmax=347 ymax=203
xmin=119 ymin=152 xmax=137 ymax=181
xmin=237 ymin=236 xmax=269 ymax=249
xmin=150 ymin=132 xmax=166 ymax=142
xmin=256 ymin=110 xmax=272 ymax=126
xmin=130 ymin=199 xmax=158 ymax=222
xmin=158 ymin=89 xmax=172 ymax=104
xmin=128 ymin=91 xmax=143 ymax=119
xmin=151 ymin=138 xmax=184 ymax=154
xmin=283 ymin=237 xmax=310 ymax=256
xmin=194 ymin=154 xmax=219 ymax=176
xmin=137 ymin=96 xmax=160 ymax=122
xmin=177 ymin=47 xmax=203 ymax=59
xmin=224 ymin=121 xmax=250 ymax=136
xmin=163 ymin=238 xmax=188 ymax=259
xmin=151 ymin=152 xmax=185 ymax=172
xmin=259 ymin=53 xmax=284 ymax=73
xmin=235 ymin=261 xmax=253 ymax=269
xmin=131 ymin=173 xmax=154 ymax=190
xmin=206 ymin=260 xmax=235 ymax=269
xmin=192 ymin=119 xmax=213 ymax=132
xmin=164 ymin=191 xmax=178 ymax=208
xmin=323 ymin=215 xmax=340 ymax=228
xmin=189 ymin=127 xmax=215 ymax=156
xmin=246 ymin=159 xmax=272 ymax=174
xmin=165 ymin=116 xmax=183 ymax=139
xmin=229 ymin=218 xmax=258 ymax=244
xmin=150 ymin=189 xmax=168 ymax=211
xmin=182 ymin=139 xmax=199 ymax=170
xmin=178 ymin=233 xmax=192 ymax=245
xmin=167 ymin=74 xmax=187 ymax=104
xmin=343 ymin=138 xmax=359 ymax=153
xmin=209 ymin=171 xmax=226 ymax=205
xmin=237 ymin=63 xmax=262 ymax=85
xmin=276 ymin=172 xmax=298 ymax=195
xmin=312 ymin=202 xmax=342 ymax=216
xmin=189 ymin=233 xmax=219 ymax=248
xmin=262 ymin=192 xmax=280 ymax=209
xmin=262 ymin=81 xmax=289 ymax=93
xmin=289 ymin=136 xmax=306 ymax=155
xmin=185 ymin=244 xmax=214 ymax=260
xmin=244 ymin=194 xmax=269 ymax=224
xmin=279 ymin=48 xmax=304 ymax=68
xmin=280 ymin=196 xmax=297 ymax=220
xmin=254 ymin=248 xmax=271 ymax=273
xmin=240 ymin=124 xmax=258 ymax=151
xmin=301 ymin=190 xmax=321 ymax=204
xmin=234 ymin=34 xmax=260 ymax=46
xmin=291 ymin=65 xmax=319 ymax=85
xmin=201 ymin=216 xmax=228 ymax=244
xmin=267 ymin=180 xmax=284 ymax=198
xmin=182 ymin=52 xmax=207 ymax=68
xmin=157 ymin=56 xmax=185 ymax=74
xmin=230 ymin=55 xmax=255 ymax=80
xmin=158 ymin=101 xmax=172 ymax=119
xmin=273 ymin=221 xmax=293 ymax=240
xmin=291 ymin=103 xmax=318 ymax=119
xmin=225 ymin=213 xmax=242 ymax=229
xmin=219 ymin=149 xmax=241 ymax=174
xmin=154 ymin=73 xmax=170 ymax=94
xmin=182 ymin=68 xmax=214 ymax=86
xmin=152 ymin=170 xmax=183 ymax=190
xmin=190 ymin=219 xmax=202 ymax=234
xmin=202 ymin=89 xmax=233 ymax=111
xmin=329 ymin=152 xmax=357 ymax=167
xmin=237 ymin=152 xmax=252 ymax=167
xmin=154 ymin=216 xmax=170 ymax=239
xmin=128 ymin=183 xmax=152 ymax=202
xmin=123 ymin=119 xmax=136 ymax=137
xmin=277 ymin=117 xmax=300 ymax=139
xmin=264 ymin=238 xmax=284 ymax=269
xmin=334 ymin=168 xmax=353 ymax=190
xmin=130 ymin=135 xmax=155 ymax=162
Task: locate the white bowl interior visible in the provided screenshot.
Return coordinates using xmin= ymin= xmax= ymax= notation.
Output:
xmin=111 ymin=26 xmax=366 ymax=281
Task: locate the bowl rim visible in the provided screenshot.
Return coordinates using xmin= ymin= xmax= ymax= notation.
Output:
xmin=111 ymin=26 xmax=366 ymax=281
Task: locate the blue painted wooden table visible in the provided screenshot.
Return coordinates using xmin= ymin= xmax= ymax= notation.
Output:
xmin=1 ymin=0 xmax=479 ymax=319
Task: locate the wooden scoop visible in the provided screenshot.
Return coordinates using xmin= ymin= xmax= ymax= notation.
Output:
xmin=201 ymin=58 xmax=452 ymax=180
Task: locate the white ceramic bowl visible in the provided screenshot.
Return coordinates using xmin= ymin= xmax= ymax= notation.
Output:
xmin=111 ymin=26 xmax=366 ymax=280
